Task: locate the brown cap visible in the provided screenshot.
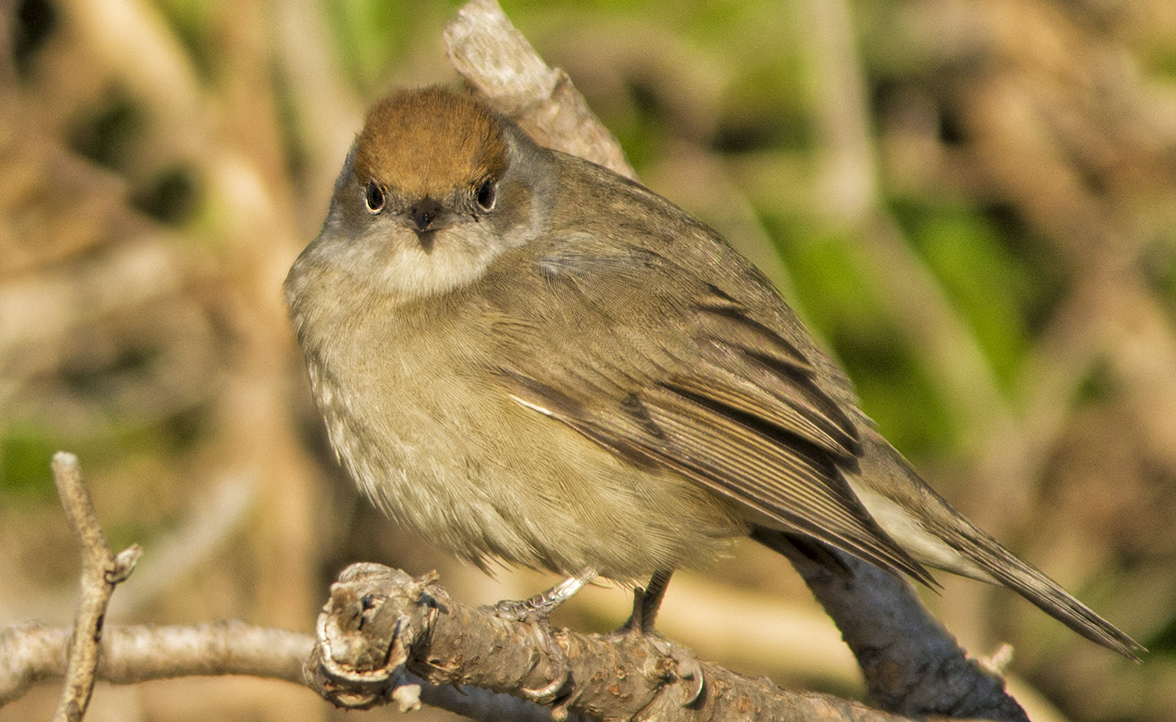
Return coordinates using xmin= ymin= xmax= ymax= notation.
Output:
xmin=353 ymin=86 xmax=509 ymax=199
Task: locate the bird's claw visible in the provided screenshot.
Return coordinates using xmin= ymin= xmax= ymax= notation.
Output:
xmin=648 ymin=635 xmax=705 ymax=707
xmin=480 ymin=571 xmax=597 ymax=709
xmin=486 ymin=597 xmax=533 ymax=621
xmin=676 ymin=653 xmax=706 ymax=707
xmin=483 ymin=600 xmax=575 ymax=707
xmin=518 ymin=612 xmax=573 ymax=705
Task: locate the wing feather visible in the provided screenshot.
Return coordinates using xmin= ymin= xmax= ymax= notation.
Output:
xmin=484 ymin=234 xmax=933 ymax=585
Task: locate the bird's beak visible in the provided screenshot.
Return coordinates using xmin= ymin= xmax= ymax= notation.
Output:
xmin=404 ymin=198 xmax=446 ymax=233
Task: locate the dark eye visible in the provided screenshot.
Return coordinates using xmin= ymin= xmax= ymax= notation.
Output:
xmin=364 ymin=180 xmax=385 ymax=214
xmin=475 ymin=178 xmax=496 ymax=211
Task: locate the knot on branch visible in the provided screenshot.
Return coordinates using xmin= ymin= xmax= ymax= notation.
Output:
xmin=305 ymin=564 xmax=443 ymax=709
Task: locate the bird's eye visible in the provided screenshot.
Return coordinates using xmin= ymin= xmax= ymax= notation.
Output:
xmin=364 ymin=180 xmax=385 ymax=214
xmin=475 ymin=178 xmax=496 ymax=212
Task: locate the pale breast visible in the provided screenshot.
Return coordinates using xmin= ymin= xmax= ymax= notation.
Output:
xmin=304 ymin=295 xmax=747 ymax=582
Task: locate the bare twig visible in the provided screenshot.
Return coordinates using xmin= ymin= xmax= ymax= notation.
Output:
xmin=0 ymin=622 xmax=312 ymax=707
xmin=0 ymin=615 xmax=637 ymax=722
xmin=444 ymin=0 xmax=636 ymax=180
xmin=50 ymin=452 xmax=143 ymax=722
xmin=0 ymin=579 xmax=918 ymax=722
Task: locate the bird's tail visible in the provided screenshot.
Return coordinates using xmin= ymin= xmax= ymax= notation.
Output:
xmin=855 ymin=435 xmax=1145 ymax=661
xmin=939 ymin=510 xmax=1144 ymax=661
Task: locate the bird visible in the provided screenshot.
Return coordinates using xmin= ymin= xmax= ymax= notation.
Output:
xmin=284 ymin=85 xmax=1142 ymax=662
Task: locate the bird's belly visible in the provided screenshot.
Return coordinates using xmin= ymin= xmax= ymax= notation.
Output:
xmin=313 ymin=361 xmax=746 ymax=582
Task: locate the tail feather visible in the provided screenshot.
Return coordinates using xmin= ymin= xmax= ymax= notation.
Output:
xmin=856 ymin=435 xmax=1144 ymax=660
xmin=952 ymin=521 xmax=1145 ymax=661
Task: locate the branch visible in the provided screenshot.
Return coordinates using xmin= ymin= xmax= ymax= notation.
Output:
xmin=0 ymin=569 xmax=930 ymax=722
xmin=444 ymin=0 xmax=636 ymax=180
xmin=305 ymin=563 xmax=919 ymax=722
xmin=759 ymin=533 xmax=1026 ymax=721
xmin=50 ymin=452 xmax=143 ymax=722
xmin=0 ymin=622 xmax=311 ymax=707
xmin=0 ymin=619 xmax=606 ymax=722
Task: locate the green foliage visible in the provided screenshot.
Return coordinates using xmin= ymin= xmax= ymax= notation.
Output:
xmin=716 ymin=68 xmax=814 ymax=154
xmin=327 ymin=0 xmax=409 ymax=93
xmin=155 ymin=0 xmax=215 ymax=78
xmin=891 ymin=200 xmax=1045 ymax=388
xmin=1146 ymin=44 xmax=1176 ymax=80
xmin=326 ymin=0 xmax=464 ymax=95
xmin=1142 ymin=233 xmax=1176 ymax=315
xmin=0 ymin=426 xmax=58 ymax=499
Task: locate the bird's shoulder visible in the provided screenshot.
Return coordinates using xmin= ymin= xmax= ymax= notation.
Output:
xmin=472 ymin=163 xmax=865 ymax=464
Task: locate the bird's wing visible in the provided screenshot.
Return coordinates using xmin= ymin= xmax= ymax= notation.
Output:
xmin=481 ymin=237 xmax=933 ymax=585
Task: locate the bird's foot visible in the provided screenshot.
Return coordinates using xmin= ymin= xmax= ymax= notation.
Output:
xmin=482 ymin=570 xmax=596 ymax=706
xmin=488 ymin=570 xmax=595 ymax=621
xmin=616 ymin=569 xmax=672 ymax=636
xmin=609 ymin=571 xmax=704 ymax=706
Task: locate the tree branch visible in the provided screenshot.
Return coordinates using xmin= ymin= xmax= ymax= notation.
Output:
xmin=305 ymin=563 xmax=920 ymax=722
xmin=760 ymin=533 xmax=1026 ymax=721
xmin=444 ymin=0 xmax=636 ymax=180
xmin=50 ymin=452 xmax=143 ymax=722
xmin=0 ymin=622 xmax=311 ymax=707
xmin=2 ymin=568 xmax=955 ymax=722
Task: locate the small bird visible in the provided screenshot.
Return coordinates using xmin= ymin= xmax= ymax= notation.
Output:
xmin=285 ymin=85 xmax=1142 ymax=660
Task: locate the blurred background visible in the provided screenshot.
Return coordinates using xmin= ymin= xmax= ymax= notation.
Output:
xmin=2 ymin=0 xmax=1175 ymax=720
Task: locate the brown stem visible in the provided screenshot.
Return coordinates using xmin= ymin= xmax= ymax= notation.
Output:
xmin=50 ymin=452 xmax=143 ymax=722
